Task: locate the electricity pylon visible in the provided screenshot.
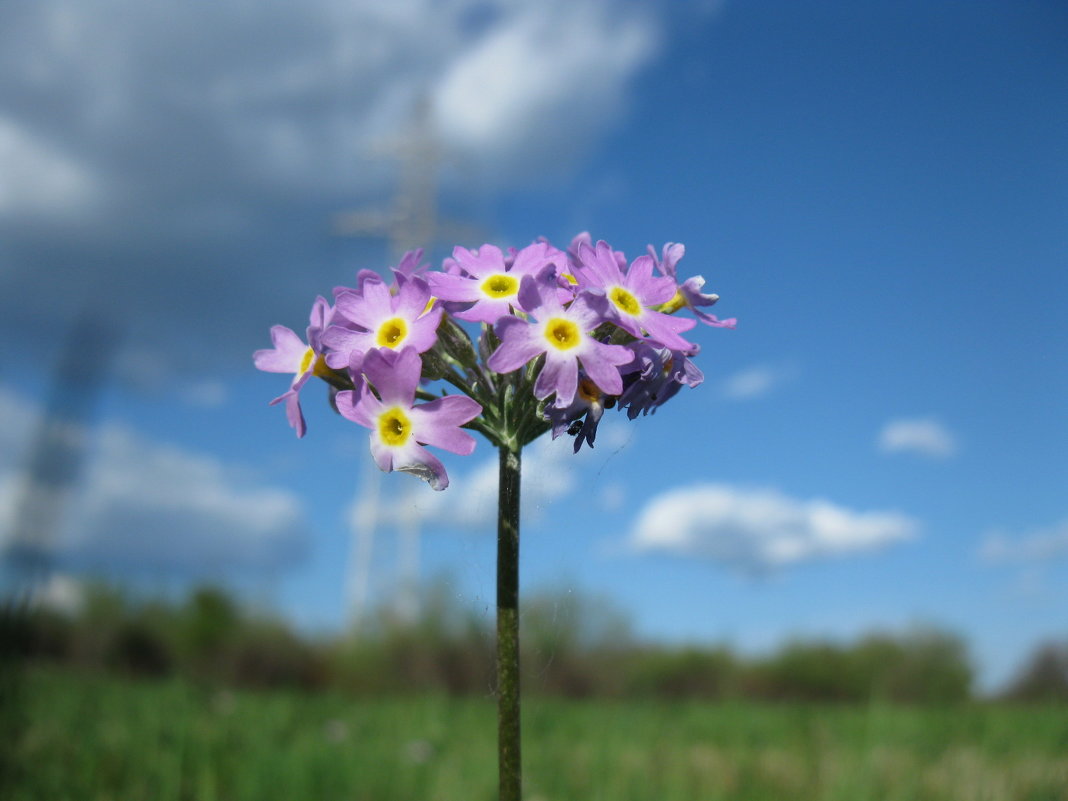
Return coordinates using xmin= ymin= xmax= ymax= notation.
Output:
xmin=335 ymin=96 xmax=482 ymax=628
xmin=5 ymin=312 xmax=116 ymax=600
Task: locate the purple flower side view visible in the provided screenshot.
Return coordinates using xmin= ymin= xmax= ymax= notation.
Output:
xmin=335 ymin=347 xmax=482 ymax=491
xmin=649 ymin=242 xmax=737 ymax=329
xmin=546 ymin=376 xmax=607 ymax=453
xmin=617 ymin=341 xmax=704 ymax=419
xmin=574 ymin=240 xmax=698 ymax=352
xmin=252 ymin=295 xmax=332 ymax=438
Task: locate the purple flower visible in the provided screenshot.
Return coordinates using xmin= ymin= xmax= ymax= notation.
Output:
xmin=546 ymin=376 xmax=607 ymax=452
xmin=574 ymin=241 xmax=698 ymax=351
xmin=322 ymin=273 xmax=442 ymax=369
xmin=618 ymin=342 xmax=704 ymax=419
xmin=427 ymin=242 xmax=561 ymax=325
xmin=335 ymin=348 xmax=482 ymax=490
xmin=395 ymin=248 xmax=429 ymax=280
xmin=253 ymin=296 xmax=332 ymax=438
xmin=649 ymin=242 xmax=737 ymax=329
xmin=487 ymin=276 xmax=633 ymax=407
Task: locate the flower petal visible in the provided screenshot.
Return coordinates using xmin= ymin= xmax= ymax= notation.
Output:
xmin=394 ymin=274 xmax=432 ymax=320
xmin=637 ymin=310 xmax=697 ymax=351
xmin=536 ymin=352 xmax=578 ymax=405
xmin=322 ymin=326 xmax=372 ymax=368
xmin=409 ymin=396 xmax=482 ymax=454
xmin=282 ymin=391 xmax=306 ymax=438
xmin=487 ymin=317 xmax=544 ymax=373
xmin=580 ymin=341 xmax=631 ymax=397
xmin=363 ymin=347 xmax=421 ymax=405
xmin=427 ymin=271 xmax=484 ymax=302
xmin=393 ymin=442 xmax=450 ymax=490
xmin=335 ymin=387 xmax=378 ymax=428
xmin=253 ymin=326 xmax=305 ymax=373
xmin=453 ymin=244 xmax=505 ymax=279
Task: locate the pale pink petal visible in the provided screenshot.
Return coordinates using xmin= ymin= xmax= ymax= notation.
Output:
xmin=427 ymin=271 xmax=483 ymax=302
xmin=363 ymin=347 xmax=421 ymax=405
xmin=396 ymin=445 xmax=449 ymax=490
xmin=536 ymin=352 xmax=578 ymax=405
xmin=638 ymin=310 xmax=697 ymax=351
xmin=487 ymin=317 xmax=545 ymax=373
xmin=253 ymin=325 xmax=305 ymax=373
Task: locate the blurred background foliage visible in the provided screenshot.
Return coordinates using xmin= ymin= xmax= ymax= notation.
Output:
xmin=4 ymin=581 xmax=1063 ymax=704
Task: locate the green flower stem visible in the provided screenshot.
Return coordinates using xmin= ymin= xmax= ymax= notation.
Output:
xmin=496 ymin=444 xmax=522 ymax=801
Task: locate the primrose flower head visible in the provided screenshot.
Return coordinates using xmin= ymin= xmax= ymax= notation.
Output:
xmin=255 ymin=234 xmax=733 ymax=487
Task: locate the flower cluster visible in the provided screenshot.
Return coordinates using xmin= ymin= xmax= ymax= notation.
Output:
xmin=254 ymin=234 xmax=734 ymax=490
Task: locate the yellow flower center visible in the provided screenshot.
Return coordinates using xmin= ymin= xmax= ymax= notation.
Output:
xmin=577 ymin=378 xmax=601 ymax=403
xmin=378 ymin=407 xmax=412 ymax=446
xmin=299 ymin=347 xmax=333 ymax=378
xmin=657 ymin=289 xmax=686 ymax=314
xmin=376 ymin=317 xmax=408 ymax=348
xmin=609 ymin=286 xmax=641 ymax=317
xmin=544 ymin=318 xmax=581 ymax=350
xmin=481 ymin=273 xmax=519 ymax=299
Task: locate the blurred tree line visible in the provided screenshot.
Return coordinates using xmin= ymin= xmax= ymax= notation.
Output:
xmin=2 ymin=581 xmax=1062 ymax=703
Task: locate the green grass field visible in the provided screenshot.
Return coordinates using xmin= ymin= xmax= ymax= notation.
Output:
xmin=6 ymin=666 xmax=1068 ymax=801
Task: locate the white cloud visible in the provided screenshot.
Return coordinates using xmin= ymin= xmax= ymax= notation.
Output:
xmin=979 ymin=518 xmax=1068 ymax=565
xmin=1 ymin=0 xmax=659 ymax=211
xmin=721 ymin=365 xmax=793 ymax=400
xmin=0 ymin=0 xmax=666 ymax=375
xmin=628 ymin=483 xmax=918 ymax=572
xmin=878 ymin=417 xmax=957 ymax=459
xmin=434 ymin=1 xmax=657 ymax=173
xmin=180 ymin=380 xmax=229 ymax=409
xmin=0 ymin=386 xmax=309 ymax=576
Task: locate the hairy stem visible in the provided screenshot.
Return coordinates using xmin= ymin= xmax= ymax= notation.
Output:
xmin=496 ymin=445 xmax=522 ymax=801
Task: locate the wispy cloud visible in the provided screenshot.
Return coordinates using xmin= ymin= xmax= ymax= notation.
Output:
xmin=1 ymin=1 xmax=658 ymax=221
xmin=0 ymin=386 xmax=309 ymax=576
xmin=627 ymin=483 xmax=918 ymax=573
xmin=0 ymin=0 xmax=663 ymax=375
xmin=180 ymin=380 xmax=230 ymax=409
xmin=720 ymin=364 xmax=794 ymax=400
xmin=434 ymin=1 xmax=657 ymax=175
xmin=877 ymin=417 xmax=957 ymax=459
xmin=979 ymin=518 xmax=1068 ymax=565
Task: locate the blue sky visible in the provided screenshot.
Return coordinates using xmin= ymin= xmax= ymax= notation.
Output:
xmin=1 ymin=0 xmax=1065 ymax=691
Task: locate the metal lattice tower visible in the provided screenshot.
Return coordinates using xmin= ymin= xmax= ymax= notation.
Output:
xmin=335 ymin=97 xmax=481 ymax=627
xmin=4 ymin=313 xmax=116 ymax=599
